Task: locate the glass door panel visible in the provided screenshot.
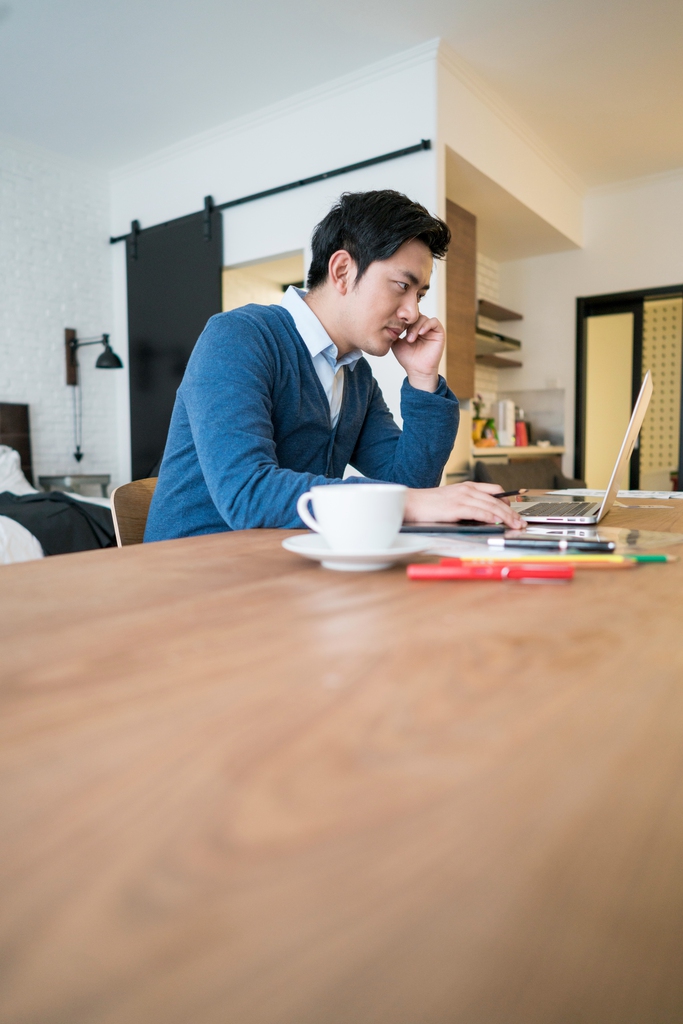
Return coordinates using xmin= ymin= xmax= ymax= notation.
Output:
xmin=640 ymin=297 xmax=683 ymax=490
xmin=584 ymin=312 xmax=634 ymax=489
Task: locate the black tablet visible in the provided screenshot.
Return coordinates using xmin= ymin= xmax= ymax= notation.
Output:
xmin=401 ymin=521 xmax=506 ymax=535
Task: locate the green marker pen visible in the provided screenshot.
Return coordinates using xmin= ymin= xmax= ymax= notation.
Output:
xmin=627 ymin=554 xmax=675 ymax=563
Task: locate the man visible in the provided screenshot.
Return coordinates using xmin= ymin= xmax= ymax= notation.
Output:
xmin=145 ymin=190 xmax=524 ymax=541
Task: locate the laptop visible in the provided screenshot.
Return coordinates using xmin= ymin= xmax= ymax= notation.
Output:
xmin=516 ymin=370 xmax=653 ymax=525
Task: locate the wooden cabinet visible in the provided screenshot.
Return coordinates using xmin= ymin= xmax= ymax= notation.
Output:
xmin=445 ymin=199 xmax=476 ymax=399
xmin=444 ymin=203 xmax=525 ymax=397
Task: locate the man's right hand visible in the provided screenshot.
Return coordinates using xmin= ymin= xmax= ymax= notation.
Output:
xmin=404 ymin=481 xmax=526 ymax=530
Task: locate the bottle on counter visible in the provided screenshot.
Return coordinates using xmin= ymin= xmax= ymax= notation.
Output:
xmin=495 ymin=400 xmax=516 ymax=447
xmin=515 ymin=406 xmax=529 ymax=447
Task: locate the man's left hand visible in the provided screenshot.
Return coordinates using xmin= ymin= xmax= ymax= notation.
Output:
xmin=391 ymin=315 xmax=445 ymax=392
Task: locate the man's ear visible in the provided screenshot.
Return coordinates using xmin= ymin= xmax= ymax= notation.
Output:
xmin=327 ymin=250 xmax=356 ymax=295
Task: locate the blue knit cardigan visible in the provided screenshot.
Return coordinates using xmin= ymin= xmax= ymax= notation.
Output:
xmin=144 ymin=304 xmax=459 ymax=541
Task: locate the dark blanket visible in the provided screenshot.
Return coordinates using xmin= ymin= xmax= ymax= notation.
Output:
xmin=0 ymin=491 xmax=116 ymax=555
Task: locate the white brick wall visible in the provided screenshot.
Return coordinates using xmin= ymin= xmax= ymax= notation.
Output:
xmin=0 ymin=137 xmax=117 ymax=487
xmin=474 ymin=252 xmax=500 ymax=408
xmin=476 ymin=253 xmax=500 ymax=304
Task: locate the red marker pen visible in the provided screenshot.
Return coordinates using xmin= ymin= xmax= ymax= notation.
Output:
xmin=406 ymin=563 xmax=574 ymax=581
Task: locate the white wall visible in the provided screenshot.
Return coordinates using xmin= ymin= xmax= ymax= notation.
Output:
xmin=109 ymin=44 xmax=439 ymax=478
xmin=6 ymin=37 xmax=680 ymax=492
xmin=0 ymin=136 xmax=117 ymax=485
xmin=436 ymin=44 xmax=584 ymax=250
xmin=498 ymin=170 xmax=683 ymax=474
xmin=110 ymin=42 xmax=438 ymax=239
xmin=110 ymin=38 xmax=598 ymax=484
xmin=434 ymin=39 xmax=587 ymax=477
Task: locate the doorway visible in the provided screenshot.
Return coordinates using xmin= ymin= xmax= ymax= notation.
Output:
xmin=576 ymin=286 xmax=683 ymax=490
xmin=222 ymin=251 xmax=304 ymax=312
xmin=126 ymin=208 xmax=223 ymax=480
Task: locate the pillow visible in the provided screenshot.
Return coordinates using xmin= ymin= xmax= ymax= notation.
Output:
xmin=0 ymin=514 xmax=43 ymax=563
xmin=0 ymin=446 xmax=38 ymax=495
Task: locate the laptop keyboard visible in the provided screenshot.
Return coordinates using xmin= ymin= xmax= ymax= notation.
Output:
xmin=521 ymin=502 xmax=598 ymax=516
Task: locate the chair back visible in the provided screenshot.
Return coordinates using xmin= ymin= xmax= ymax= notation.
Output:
xmin=111 ymin=478 xmax=158 ymax=547
xmin=473 ymin=458 xmax=586 ymax=491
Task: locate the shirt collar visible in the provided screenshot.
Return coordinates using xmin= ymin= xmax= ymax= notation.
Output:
xmin=281 ymin=286 xmax=363 ymax=371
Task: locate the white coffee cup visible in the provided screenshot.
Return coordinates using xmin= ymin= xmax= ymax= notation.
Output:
xmin=296 ymin=483 xmax=407 ymax=552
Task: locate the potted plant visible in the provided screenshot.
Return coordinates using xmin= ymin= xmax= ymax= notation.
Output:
xmin=471 ymin=394 xmax=488 ymax=444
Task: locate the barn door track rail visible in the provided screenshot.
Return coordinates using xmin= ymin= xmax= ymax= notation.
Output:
xmin=110 ymin=139 xmax=432 ymax=247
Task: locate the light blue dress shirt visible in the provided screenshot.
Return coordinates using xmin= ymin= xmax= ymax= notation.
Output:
xmin=280 ymin=286 xmax=362 ymax=427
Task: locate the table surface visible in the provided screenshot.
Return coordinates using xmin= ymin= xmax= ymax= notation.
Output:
xmin=3 ymin=501 xmax=683 ymax=1024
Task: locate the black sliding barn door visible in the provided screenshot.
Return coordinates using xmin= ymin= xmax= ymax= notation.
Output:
xmin=126 ymin=209 xmax=223 ymax=479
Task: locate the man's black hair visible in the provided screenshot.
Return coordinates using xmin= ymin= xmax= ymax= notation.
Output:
xmin=306 ymin=190 xmax=450 ymax=290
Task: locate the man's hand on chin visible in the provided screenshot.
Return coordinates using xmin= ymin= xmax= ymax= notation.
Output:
xmin=391 ymin=314 xmax=445 ymax=393
xmin=404 ymin=481 xmax=527 ymax=531
xmin=391 ymin=314 xmax=526 ymax=530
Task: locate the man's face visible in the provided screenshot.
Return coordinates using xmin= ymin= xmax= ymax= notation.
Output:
xmin=339 ymin=238 xmax=433 ymax=356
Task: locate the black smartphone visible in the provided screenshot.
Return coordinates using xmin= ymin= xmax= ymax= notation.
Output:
xmin=401 ymin=521 xmax=506 ymax=535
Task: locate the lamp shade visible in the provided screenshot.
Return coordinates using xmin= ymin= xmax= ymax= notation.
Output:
xmin=95 ymin=343 xmax=123 ymax=369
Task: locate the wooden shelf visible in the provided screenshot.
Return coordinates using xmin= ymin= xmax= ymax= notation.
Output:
xmin=478 ymin=299 xmax=523 ymax=322
xmin=475 ymin=354 xmax=522 ymax=369
xmin=475 ymin=327 xmax=521 ymax=355
xmin=472 ymin=444 xmax=565 ymax=459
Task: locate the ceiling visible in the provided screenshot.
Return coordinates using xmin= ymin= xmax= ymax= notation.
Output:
xmin=1 ymin=0 xmax=682 ymax=186
xmin=445 ymin=148 xmax=578 ymax=261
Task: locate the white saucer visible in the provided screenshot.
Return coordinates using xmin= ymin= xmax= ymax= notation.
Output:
xmin=282 ymin=533 xmax=434 ymax=571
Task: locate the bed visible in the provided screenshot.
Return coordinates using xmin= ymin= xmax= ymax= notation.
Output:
xmin=0 ymin=445 xmax=115 ymax=565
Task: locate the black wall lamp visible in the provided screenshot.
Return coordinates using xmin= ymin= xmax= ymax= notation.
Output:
xmin=64 ymin=328 xmax=124 ymax=462
xmin=65 ymin=328 xmax=123 ymax=385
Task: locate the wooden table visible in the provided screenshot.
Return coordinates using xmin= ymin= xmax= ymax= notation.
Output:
xmin=3 ymin=501 xmax=683 ymax=1024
